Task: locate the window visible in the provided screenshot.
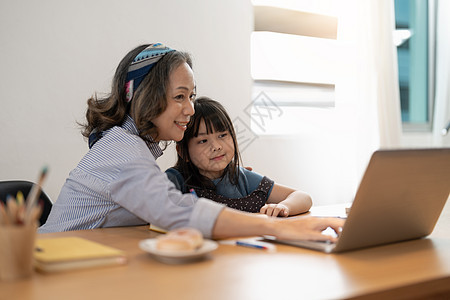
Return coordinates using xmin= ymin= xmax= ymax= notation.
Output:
xmin=394 ymin=0 xmax=435 ymax=131
xmin=251 ymin=0 xmax=436 ymax=135
xmin=250 ymin=1 xmax=339 ymax=135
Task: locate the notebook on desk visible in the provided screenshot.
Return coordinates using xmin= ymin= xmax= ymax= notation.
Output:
xmin=264 ymin=148 xmax=450 ymax=253
xmin=34 ymin=237 xmax=127 ymax=272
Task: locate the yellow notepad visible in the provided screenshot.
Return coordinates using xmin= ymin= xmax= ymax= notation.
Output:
xmin=149 ymin=224 xmax=167 ymax=234
xmin=34 ymin=237 xmax=127 ymax=272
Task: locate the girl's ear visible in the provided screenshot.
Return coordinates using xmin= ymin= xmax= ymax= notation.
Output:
xmin=176 ymin=144 xmax=189 ymax=162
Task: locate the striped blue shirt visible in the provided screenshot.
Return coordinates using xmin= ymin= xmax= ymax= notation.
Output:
xmin=38 ymin=115 xmax=225 ymax=238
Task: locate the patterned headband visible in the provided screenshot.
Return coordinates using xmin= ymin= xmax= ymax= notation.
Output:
xmin=125 ymin=43 xmax=175 ymax=102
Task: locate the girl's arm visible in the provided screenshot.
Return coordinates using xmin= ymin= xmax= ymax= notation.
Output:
xmin=261 ymin=184 xmax=312 ymax=217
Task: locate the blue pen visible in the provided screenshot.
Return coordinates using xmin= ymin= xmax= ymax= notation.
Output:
xmin=189 ymin=188 xmax=198 ymax=197
xmin=236 ymin=241 xmax=268 ymax=250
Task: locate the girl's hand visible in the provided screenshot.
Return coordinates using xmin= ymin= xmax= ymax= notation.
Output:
xmin=260 ymin=203 xmax=290 ymax=217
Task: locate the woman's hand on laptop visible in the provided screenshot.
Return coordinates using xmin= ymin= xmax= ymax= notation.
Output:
xmin=274 ymin=216 xmax=345 ymax=243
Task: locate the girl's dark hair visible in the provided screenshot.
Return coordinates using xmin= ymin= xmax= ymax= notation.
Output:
xmin=81 ymin=44 xmax=192 ymax=146
xmin=175 ymin=96 xmax=241 ymax=190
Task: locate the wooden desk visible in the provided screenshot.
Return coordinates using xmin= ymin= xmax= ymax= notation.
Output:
xmin=1 ymin=201 xmax=449 ymax=300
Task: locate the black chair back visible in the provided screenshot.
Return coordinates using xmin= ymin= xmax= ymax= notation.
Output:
xmin=0 ymin=180 xmax=53 ymax=225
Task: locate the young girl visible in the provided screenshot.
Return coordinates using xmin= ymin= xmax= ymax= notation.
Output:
xmin=166 ymin=97 xmax=312 ymax=217
xmin=39 ymin=43 xmax=343 ymax=242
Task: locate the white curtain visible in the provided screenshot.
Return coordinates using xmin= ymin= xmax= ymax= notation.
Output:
xmin=433 ymin=0 xmax=450 ymax=146
xmin=338 ymin=0 xmax=402 ymax=174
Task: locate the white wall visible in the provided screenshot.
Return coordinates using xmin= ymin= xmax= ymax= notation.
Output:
xmin=1 ymin=0 xmax=445 ymax=207
xmin=0 ymin=0 xmax=253 ymax=201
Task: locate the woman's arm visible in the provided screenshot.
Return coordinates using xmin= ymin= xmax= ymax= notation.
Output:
xmin=261 ymin=184 xmax=312 ymax=217
xmin=212 ymin=207 xmax=343 ymax=242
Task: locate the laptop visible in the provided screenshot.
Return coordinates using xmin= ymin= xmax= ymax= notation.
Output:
xmin=264 ymin=148 xmax=450 ymax=253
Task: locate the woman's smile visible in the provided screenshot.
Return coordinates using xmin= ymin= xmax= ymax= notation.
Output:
xmin=175 ymin=121 xmax=189 ymax=131
xmin=151 ymin=62 xmax=195 ymax=142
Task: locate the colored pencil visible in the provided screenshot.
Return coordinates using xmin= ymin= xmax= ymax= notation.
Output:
xmin=0 ymin=201 xmax=9 ymax=225
xmin=26 ymin=166 xmax=48 ymax=208
xmin=6 ymin=195 xmax=19 ymax=224
xmin=25 ymin=166 xmax=48 ymax=222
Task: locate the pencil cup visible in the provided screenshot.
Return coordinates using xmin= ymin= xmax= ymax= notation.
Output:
xmin=0 ymin=224 xmax=37 ymax=280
